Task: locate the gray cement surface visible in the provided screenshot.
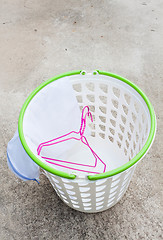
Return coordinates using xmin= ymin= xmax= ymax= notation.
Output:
xmin=0 ymin=0 xmax=162 ymax=239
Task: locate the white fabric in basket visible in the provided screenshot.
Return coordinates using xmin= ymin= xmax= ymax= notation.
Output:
xmin=7 ymin=77 xmax=81 ymax=181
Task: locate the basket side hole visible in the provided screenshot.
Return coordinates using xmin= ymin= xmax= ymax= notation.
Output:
xmin=113 ymin=87 xmax=120 ymax=98
xmin=79 ymin=187 xmax=90 ymax=192
xmin=118 ymin=133 xmax=123 ymax=141
xmin=96 ymin=185 xmax=106 ymax=192
xmin=124 ymin=148 xmax=127 ymax=156
xmin=109 ymin=128 xmax=115 ymax=135
xmin=82 ymin=198 xmax=91 ymax=203
xmin=110 ymin=119 xmax=116 ymax=127
xmin=99 ymin=96 xmax=107 ymax=104
xmin=111 ymin=109 xmax=117 ymax=118
xmin=96 ymin=205 xmax=103 ymax=210
xmin=99 ymin=106 xmax=107 ymax=114
xmin=96 ymin=201 xmax=104 ymax=206
xmin=86 ymin=82 xmax=95 ymax=92
xmin=122 ymin=105 xmax=128 ymax=115
xmin=127 ymin=132 xmax=131 ymax=141
xmin=119 ymin=124 xmax=125 ymax=133
xmin=125 ymin=140 xmax=129 ymax=149
xmin=83 ymin=203 xmax=91 ymax=207
xmin=96 ymin=191 xmax=105 ymax=197
xmin=99 ymin=133 xmax=105 ymax=139
xmin=64 ymin=184 xmax=74 ymax=190
xmin=87 ymin=94 xmax=95 ymax=103
xmin=99 ymin=84 xmax=108 ymax=93
xmin=124 ymin=93 xmax=131 ymax=105
xmin=132 ymin=112 xmax=137 ymax=123
xmin=73 ymin=83 xmax=82 ymax=92
xmin=99 ymin=116 xmax=106 ymax=123
xmin=121 ymin=115 xmax=126 ymax=125
xmin=96 ymin=197 xmax=105 ymax=202
xmin=130 ymin=123 xmax=134 ymax=133
xmin=112 ymin=99 xmax=119 ymax=109
xmin=84 ymin=207 xmax=92 ymax=211
xmin=108 ymin=135 xmax=114 ymax=143
xmin=76 ymin=95 xmax=83 ymax=103
xmin=88 ymin=105 xmax=95 ymax=112
xmin=117 ymin=141 xmax=121 ymax=148
xmin=80 ymin=193 xmax=90 ymax=198
xmin=99 ymin=124 xmax=106 ymax=131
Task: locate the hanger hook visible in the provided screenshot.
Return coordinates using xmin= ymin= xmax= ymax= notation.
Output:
xmin=80 ymin=106 xmax=93 ymax=136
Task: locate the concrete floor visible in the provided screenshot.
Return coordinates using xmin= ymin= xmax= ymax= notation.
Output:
xmin=0 ymin=0 xmax=163 ymax=239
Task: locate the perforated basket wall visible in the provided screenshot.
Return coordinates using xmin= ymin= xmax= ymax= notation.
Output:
xmin=45 ymin=165 xmax=136 ymax=212
xmin=41 ymin=70 xmax=155 ymax=213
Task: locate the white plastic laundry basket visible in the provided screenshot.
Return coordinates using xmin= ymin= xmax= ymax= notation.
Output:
xmin=11 ymin=70 xmax=156 ymax=213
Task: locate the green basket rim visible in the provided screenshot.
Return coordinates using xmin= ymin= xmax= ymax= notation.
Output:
xmin=18 ymin=70 xmax=156 ymax=180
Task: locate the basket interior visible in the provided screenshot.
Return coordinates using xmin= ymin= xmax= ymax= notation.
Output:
xmin=23 ymin=73 xmax=151 ymax=177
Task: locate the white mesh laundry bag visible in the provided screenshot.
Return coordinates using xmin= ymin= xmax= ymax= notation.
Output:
xmin=7 ymin=77 xmax=82 ymax=182
xmin=7 ymin=70 xmax=156 ymax=213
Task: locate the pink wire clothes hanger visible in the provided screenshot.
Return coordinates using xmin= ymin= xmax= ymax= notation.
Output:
xmin=37 ymin=106 xmax=106 ymax=174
